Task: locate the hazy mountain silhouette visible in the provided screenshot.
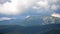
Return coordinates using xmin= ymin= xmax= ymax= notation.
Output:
xmin=0 ymin=16 xmax=60 ymax=34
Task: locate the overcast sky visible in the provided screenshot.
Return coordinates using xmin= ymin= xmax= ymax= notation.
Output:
xmin=0 ymin=0 xmax=60 ymax=21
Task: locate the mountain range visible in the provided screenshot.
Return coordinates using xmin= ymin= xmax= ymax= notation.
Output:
xmin=0 ymin=16 xmax=60 ymax=34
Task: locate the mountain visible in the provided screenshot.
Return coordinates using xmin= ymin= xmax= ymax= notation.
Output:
xmin=41 ymin=28 xmax=60 ymax=34
xmin=0 ymin=24 xmax=60 ymax=34
xmin=0 ymin=16 xmax=60 ymax=34
xmin=0 ymin=16 xmax=60 ymax=26
xmin=20 ymin=16 xmax=60 ymax=26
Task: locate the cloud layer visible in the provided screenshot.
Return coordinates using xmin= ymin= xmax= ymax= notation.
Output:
xmin=0 ymin=0 xmax=19 ymax=15
xmin=35 ymin=0 xmax=60 ymax=10
xmin=0 ymin=17 xmax=16 ymax=21
xmin=52 ymin=13 xmax=60 ymax=18
xmin=0 ymin=0 xmax=60 ymax=15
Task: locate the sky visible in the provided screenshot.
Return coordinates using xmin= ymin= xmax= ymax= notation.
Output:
xmin=0 ymin=0 xmax=60 ymax=21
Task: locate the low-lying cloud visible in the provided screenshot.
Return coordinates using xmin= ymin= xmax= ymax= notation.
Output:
xmin=51 ymin=13 xmax=60 ymax=18
xmin=0 ymin=17 xmax=16 ymax=21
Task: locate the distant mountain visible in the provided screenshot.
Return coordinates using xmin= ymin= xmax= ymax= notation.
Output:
xmin=41 ymin=28 xmax=60 ymax=34
xmin=0 ymin=16 xmax=60 ymax=34
xmin=0 ymin=24 xmax=60 ymax=34
xmin=0 ymin=16 xmax=60 ymax=26
xmin=20 ymin=16 xmax=60 ymax=26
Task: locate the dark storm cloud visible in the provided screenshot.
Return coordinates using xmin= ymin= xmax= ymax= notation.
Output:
xmin=0 ymin=0 xmax=11 ymax=4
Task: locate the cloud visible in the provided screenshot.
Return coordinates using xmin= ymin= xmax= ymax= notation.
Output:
xmin=1 ymin=0 xmax=26 ymax=15
xmin=0 ymin=0 xmax=22 ymax=15
xmin=50 ymin=0 xmax=60 ymax=3
xmin=36 ymin=0 xmax=60 ymax=10
xmin=26 ymin=16 xmax=30 ymax=18
xmin=51 ymin=13 xmax=60 ymax=18
xmin=0 ymin=0 xmax=37 ymax=15
xmin=0 ymin=0 xmax=11 ymax=4
xmin=32 ymin=6 xmax=40 ymax=10
xmin=36 ymin=0 xmax=49 ymax=10
xmin=51 ymin=5 xmax=60 ymax=10
xmin=0 ymin=17 xmax=16 ymax=21
xmin=0 ymin=0 xmax=60 ymax=15
xmin=31 ymin=0 xmax=60 ymax=14
xmin=0 ymin=0 xmax=19 ymax=15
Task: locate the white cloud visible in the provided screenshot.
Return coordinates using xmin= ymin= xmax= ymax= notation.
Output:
xmin=51 ymin=13 xmax=60 ymax=18
xmin=50 ymin=0 xmax=60 ymax=3
xmin=0 ymin=0 xmax=36 ymax=15
xmin=26 ymin=16 xmax=30 ymax=18
xmin=0 ymin=0 xmax=19 ymax=15
xmin=51 ymin=5 xmax=60 ymax=10
xmin=0 ymin=17 xmax=16 ymax=21
xmin=0 ymin=0 xmax=60 ymax=15
xmin=36 ymin=0 xmax=60 ymax=9
xmin=32 ymin=6 xmax=40 ymax=9
xmin=36 ymin=0 xmax=49 ymax=10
